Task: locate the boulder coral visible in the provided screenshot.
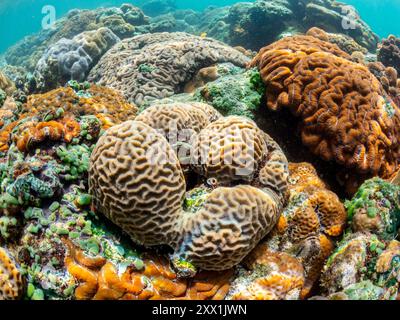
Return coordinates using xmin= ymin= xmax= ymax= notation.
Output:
xmin=88 ymin=32 xmax=250 ymax=106
xmin=250 ymin=35 xmax=400 ymax=193
xmin=378 ymin=35 xmax=400 ymax=75
xmin=89 ymin=112 xmax=289 ymax=271
xmin=0 ymin=247 xmax=25 ymax=300
xmin=35 ymin=28 xmax=120 ymax=91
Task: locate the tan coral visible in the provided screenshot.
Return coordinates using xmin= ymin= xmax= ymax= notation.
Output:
xmin=228 ymin=246 xmax=305 ymax=300
xmin=89 ymin=120 xmax=186 ymax=246
xmin=0 ymin=72 xmax=16 ymax=95
xmin=89 ymin=115 xmax=288 ymax=271
xmin=0 ymin=247 xmax=25 ymax=300
xmin=191 ymin=116 xmax=288 ymax=194
xmin=64 ymin=241 xmax=233 ymax=300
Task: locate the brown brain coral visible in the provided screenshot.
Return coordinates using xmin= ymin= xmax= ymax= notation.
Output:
xmin=64 ymin=241 xmax=233 ymax=300
xmin=191 ymin=116 xmax=288 ymax=196
xmin=88 ymin=32 xmax=249 ymax=106
xmin=0 ymin=247 xmax=25 ymax=300
xmin=175 ymin=185 xmax=282 ymax=271
xmin=89 ymin=120 xmax=186 ymax=246
xmin=89 ymin=114 xmax=288 ymax=271
xmin=251 ymin=37 xmax=400 ymax=187
xmin=25 ymin=85 xmax=138 ymax=128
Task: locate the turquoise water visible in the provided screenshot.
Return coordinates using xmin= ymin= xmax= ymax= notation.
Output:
xmin=0 ymin=0 xmax=399 ymax=53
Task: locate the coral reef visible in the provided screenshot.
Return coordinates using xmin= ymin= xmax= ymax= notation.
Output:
xmin=89 ymin=114 xmax=288 ymax=271
xmin=378 ymin=35 xmax=400 ymax=75
xmin=88 ymin=32 xmax=249 ymax=106
xmin=2 ymin=4 xmax=149 ymax=72
xmin=35 ymin=28 xmax=120 ymax=91
xmin=0 ymin=247 xmax=25 ymax=300
xmin=250 ymin=35 xmax=400 ymax=194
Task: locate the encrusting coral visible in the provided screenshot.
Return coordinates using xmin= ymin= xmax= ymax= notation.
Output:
xmin=236 ymin=162 xmax=346 ymax=299
xmin=88 ymin=32 xmax=250 ymax=106
xmin=250 ymin=34 xmax=400 ymax=194
xmin=0 ymin=247 xmax=25 ymax=300
xmin=319 ymin=178 xmax=400 ymax=299
xmin=65 ymin=240 xmax=233 ymax=300
xmin=89 ymin=111 xmax=289 ymax=272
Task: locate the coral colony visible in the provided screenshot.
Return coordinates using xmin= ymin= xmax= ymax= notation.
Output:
xmin=1 ymin=0 xmax=400 ymax=300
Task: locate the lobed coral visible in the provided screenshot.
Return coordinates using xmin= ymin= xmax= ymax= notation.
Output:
xmin=35 ymin=28 xmax=120 ymax=91
xmin=88 ymin=32 xmax=249 ymax=106
xmin=89 ymin=113 xmax=288 ymax=271
xmin=250 ymin=35 xmax=400 ymax=193
xmin=246 ymin=162 xmax=346 ymax=299
xmin=0 ymin=247 xmax=25 ymax=300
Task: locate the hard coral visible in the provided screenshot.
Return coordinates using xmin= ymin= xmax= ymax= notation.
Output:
xmin=378 ymin=35 xmax=400 ymax=75
xmin=65 ymin=241 xmax=233 ymax=300
xmin=89 ymin=113 xmax=288 ymax=271
xmin=320 ymin=232 xmax=400 ymax=299
xmin=88 ymin=32 xmax=249 ymax=106
xmin=0 ymin=72 xmax=16 ymax=96
xmin=25 ymin=84 xmax=137 ymax=128
xmin=251 ymin=36 xmax=400 ymax=192
xmin=0 ymin=247 xmax=25 ymax=300
xmin=227 ymin=247 xmax=305 ymax=300
xmin=252 ymin=162 xmax=346 ymax=299
xmin=35 ymin=28 xmax=120 ymax=91
xmin=346 ymin=178 xmax=400 ymax=241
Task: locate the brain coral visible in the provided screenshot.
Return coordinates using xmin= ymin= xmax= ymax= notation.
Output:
xmin=378 ymin=35 xmax=400 ymax=75
xmin=250 ymin=36 xmax=400 ymax=191
xmin=191 ymin=116 xmax=288 ymax=196
xmin=89 ymin=114 xmax=288 ymax=271
xmin=252 ymin=162 xmax=346 ymax=299
xmin=0 ymin=247 xmax=24 ymax=300
xmin=136 ymin=102 xmax=222 ymax=167
xmin=35 ymin=28 xmax=120 ymax=91
xmin=0 ymin=72 xmax=16 ymax=96
xmin=87 ymin=32 xmax=250 ymax=106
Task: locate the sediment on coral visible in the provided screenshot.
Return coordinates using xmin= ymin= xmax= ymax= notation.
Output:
xmin=88 ymin=32 xmax=249 ymax=107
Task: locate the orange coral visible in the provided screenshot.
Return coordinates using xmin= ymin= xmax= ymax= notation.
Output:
xmin=250 ymin=36 xmax=400 ymax=189
xmin=64 ymin=241 xmax=233 ymax=300
xmin=256 ymin=162 xmax=346 ymax=299
xmin=0 ymin=247 xmax=25 ymax=300
xmin=14 ymin=116 xmax=81 ymax=152
xmin=229 ymin=246 xmax=305 ymax=300
xmin=25 ymin=85 xmax=137 ymax=127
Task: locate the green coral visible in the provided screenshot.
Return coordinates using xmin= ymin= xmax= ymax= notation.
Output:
xmin=56 ymin=144 xmax=92 ymax=181
xmin=183 ymin=187 xmax=210 ymax=213
xmin=345 ymin=178 xmax=400 ymax=240
xmin=193 ymin=68 xmax=264 ymax=119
